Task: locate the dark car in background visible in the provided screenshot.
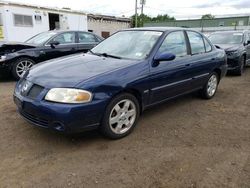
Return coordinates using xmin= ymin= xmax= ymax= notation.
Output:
xmin=0 ymin=30 xmax=103 ymax=79
xmin=14 ymin=28 xmax=227 ymax=139
xmin=209 ymin=30 xmax=250 ymax=75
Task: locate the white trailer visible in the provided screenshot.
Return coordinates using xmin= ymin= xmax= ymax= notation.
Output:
xmin=0 ymin=1 xmax=88 ymax=42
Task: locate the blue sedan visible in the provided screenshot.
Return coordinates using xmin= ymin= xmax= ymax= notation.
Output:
xmin=14 ymin=28 xmax=227 ymax=139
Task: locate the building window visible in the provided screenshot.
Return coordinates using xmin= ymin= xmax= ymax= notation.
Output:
xmin=14 ymin=14 xmax=33 ymax=27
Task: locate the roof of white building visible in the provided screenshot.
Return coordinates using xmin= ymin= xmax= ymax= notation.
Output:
xmin=0 ymin=0 xmax=88 ymax=15
xmin=0 ymin=1 xmax=131 ymax=22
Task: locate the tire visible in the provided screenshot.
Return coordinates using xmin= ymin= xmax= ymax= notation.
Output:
xmin=200 ymin=72 xmax=219 ymax=99
xmin=235 ymin=56 xmax=245 ymax=76
xmin=12 ymin=58 xmax=35 ymax=80
xmin=100 ymin=93 xmax=140 ymax=139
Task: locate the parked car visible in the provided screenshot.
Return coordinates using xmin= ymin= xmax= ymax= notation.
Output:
xmin=14 ymin=28 xmax=227 ymax=139
xmin=0 ymin=30 xmax=103 ymax=79
xmin=209 ymin=30 xmax=250 ymax=75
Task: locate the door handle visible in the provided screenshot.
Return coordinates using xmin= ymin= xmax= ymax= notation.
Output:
xmin=185 ymin=64 xmax=191 ymax=67
xmin=40 ymin=50 xmax=46 ymax=55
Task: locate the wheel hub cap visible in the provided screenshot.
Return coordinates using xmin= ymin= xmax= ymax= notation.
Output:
xmin=207 ymin=75 xmax=218 ymax=97
xmin=16 ymin=60 xmax=33 ymax=77
xmin=109 ymin=99 xmax=136 ymax=134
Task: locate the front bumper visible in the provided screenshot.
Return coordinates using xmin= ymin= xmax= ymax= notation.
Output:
xmin=14 ymin=89 xmax=108 ymax=133
xmin=226 ymin=56 xmax=241 ymax=71
xmin=0 ymin=60 xmax=12 ymax=75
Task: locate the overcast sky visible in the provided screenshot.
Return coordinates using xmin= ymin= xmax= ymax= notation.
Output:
xmin=4 ymin=0 xmax=250 ymax=19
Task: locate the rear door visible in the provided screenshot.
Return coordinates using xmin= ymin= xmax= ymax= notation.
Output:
xmin=149 ymin=31 xmax=194 ymax=104
xmin=77 ymin=32 xmax=100 ymax=53
xmin=185 ymin=31 xmax=216 ymax=89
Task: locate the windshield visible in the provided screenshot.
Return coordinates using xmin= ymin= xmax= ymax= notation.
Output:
xmin=209 ymin=32 xmax=243 ymax=44
xmin=91 ymin=30 xmax=163 ymax=60
xmin=26 ymin=32 xmax=58 ymax=45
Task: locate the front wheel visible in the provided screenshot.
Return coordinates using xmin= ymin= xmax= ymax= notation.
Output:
xmin=100 ymin=93 xmax=140 ymax=139
xmin=200 ymin=72 xmax=219 ymax=99
xmin=12 ymin=58 xmax=34 ymax=80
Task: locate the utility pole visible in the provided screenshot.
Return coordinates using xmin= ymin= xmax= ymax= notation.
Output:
xmin=140 ymin=0 xmax=146 ymax=27
xmin=135 ymin=0 xmax=138 ymax=27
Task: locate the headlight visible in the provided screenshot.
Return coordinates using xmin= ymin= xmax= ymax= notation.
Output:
xmin=0 ymin=55 xmax=7 ymax=62
xmin=45 ymin=88 xmax=93 ymax=104
xmin=226 ymin=50 xmax=239 ymax=57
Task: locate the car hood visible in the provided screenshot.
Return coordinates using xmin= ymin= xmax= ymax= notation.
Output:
xmin=214 ymin=44 xmax=241 ymax=52
xmin=0 ymin=42 xmax=37 ymax=55
xmin=26 ymin=54 xmax=138 ymax=88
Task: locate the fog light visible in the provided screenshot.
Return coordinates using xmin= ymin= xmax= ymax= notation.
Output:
xmin=52 ymin=122 xmax=65 ymax=131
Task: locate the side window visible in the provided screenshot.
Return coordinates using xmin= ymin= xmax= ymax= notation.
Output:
xmin=158 ymin=31 xmax=187 ymax=57
xmin=247 ymin=33 xmax=250 ymax=41
xmin=51 ymin=32 xmax=75 ymax=44
xmin=187 ymin=31 xmax=205 ymax=55
xmin=204 ymin=38 xmax=212 ymax=52
xmin=78 ymin=32 xmax=97 ymax=43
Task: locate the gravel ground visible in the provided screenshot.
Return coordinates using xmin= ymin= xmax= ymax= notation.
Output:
xmin=0 ymin=70 xmax=250 ymax=188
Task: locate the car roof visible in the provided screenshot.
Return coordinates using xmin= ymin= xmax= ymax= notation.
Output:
xmin=121 ymin=27 xmax=203 ymax=33
xmin=124 ymin=27 xmax=195 ymax=32
xmin=211 ymin=30 xmax=247 ymax=34
xmin=42 ymin=30 xmax=95 ymax=35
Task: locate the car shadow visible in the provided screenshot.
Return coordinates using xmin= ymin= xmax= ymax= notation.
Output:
xmin=0 ymin=74 xmax=15 ymax=83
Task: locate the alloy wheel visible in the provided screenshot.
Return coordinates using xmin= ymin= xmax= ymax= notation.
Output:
xmin=109 ymin=99 xmax=137 ymax=134
xmin=207 ymin=75 xmax=218 ymax=97
xmin=16 ymin=60 xmax=33 ymax=78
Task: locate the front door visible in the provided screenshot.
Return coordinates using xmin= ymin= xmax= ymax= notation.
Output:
xmin=149 ymin=31 xmax=193 ymax=104
xmin=42 ymin=32 xmax=77 ymax=60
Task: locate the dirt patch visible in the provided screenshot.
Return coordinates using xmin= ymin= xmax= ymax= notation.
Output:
xmin=0 ymin=70 xmax=250 ymax=187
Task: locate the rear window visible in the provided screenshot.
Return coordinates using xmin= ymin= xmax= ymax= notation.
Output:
xmin=78 ymin=32 xmax=97 ymax=43
xmin=187 ymin=31 xmax=205 ymax=55
xmin=204 ymin=38 xmax=212 ymax=52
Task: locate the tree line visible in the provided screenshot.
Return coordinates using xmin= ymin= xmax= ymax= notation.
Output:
xmin=131 ymin=14 xmax=215 ymax=27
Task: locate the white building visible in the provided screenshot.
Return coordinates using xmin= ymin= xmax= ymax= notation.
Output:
xmin=0 ymin=1 xmax=88 ymax=42
xmin=87 ymin=14 xmax=131 ymax=38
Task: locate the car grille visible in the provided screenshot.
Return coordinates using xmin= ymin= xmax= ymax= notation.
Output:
xmin=19 ymin=79 xmax=44 ymax=99
xmin=20 ymin=110 xmax=49 ymax=128
xmin=226 ymin=51 xmax=234 ymax=56
xmin=27 ymin=84 xmax=44 ymax=99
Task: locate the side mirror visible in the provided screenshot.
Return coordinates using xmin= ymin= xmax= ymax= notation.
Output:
xmin=50 ymin=41 xmax=60 ymax=48
xmin=246 ymin=40 xmax=250 ymax=45
xmin=153 ymin=52 xmax=176 ymax=66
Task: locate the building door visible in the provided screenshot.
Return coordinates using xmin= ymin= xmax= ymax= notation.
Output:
xmin=48 ymin=13 xmax=60 ymax=30
xmin=101 ymin=31 xmax=110 ymax=38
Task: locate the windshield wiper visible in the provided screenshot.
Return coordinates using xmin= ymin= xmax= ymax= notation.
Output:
xmin=99 ymin=53 xmax=122 ymax=59
xmin=89 ymin=50 xmax=122 ymax=59
xmin=88 ymin=50 xmax=96 ymax=55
